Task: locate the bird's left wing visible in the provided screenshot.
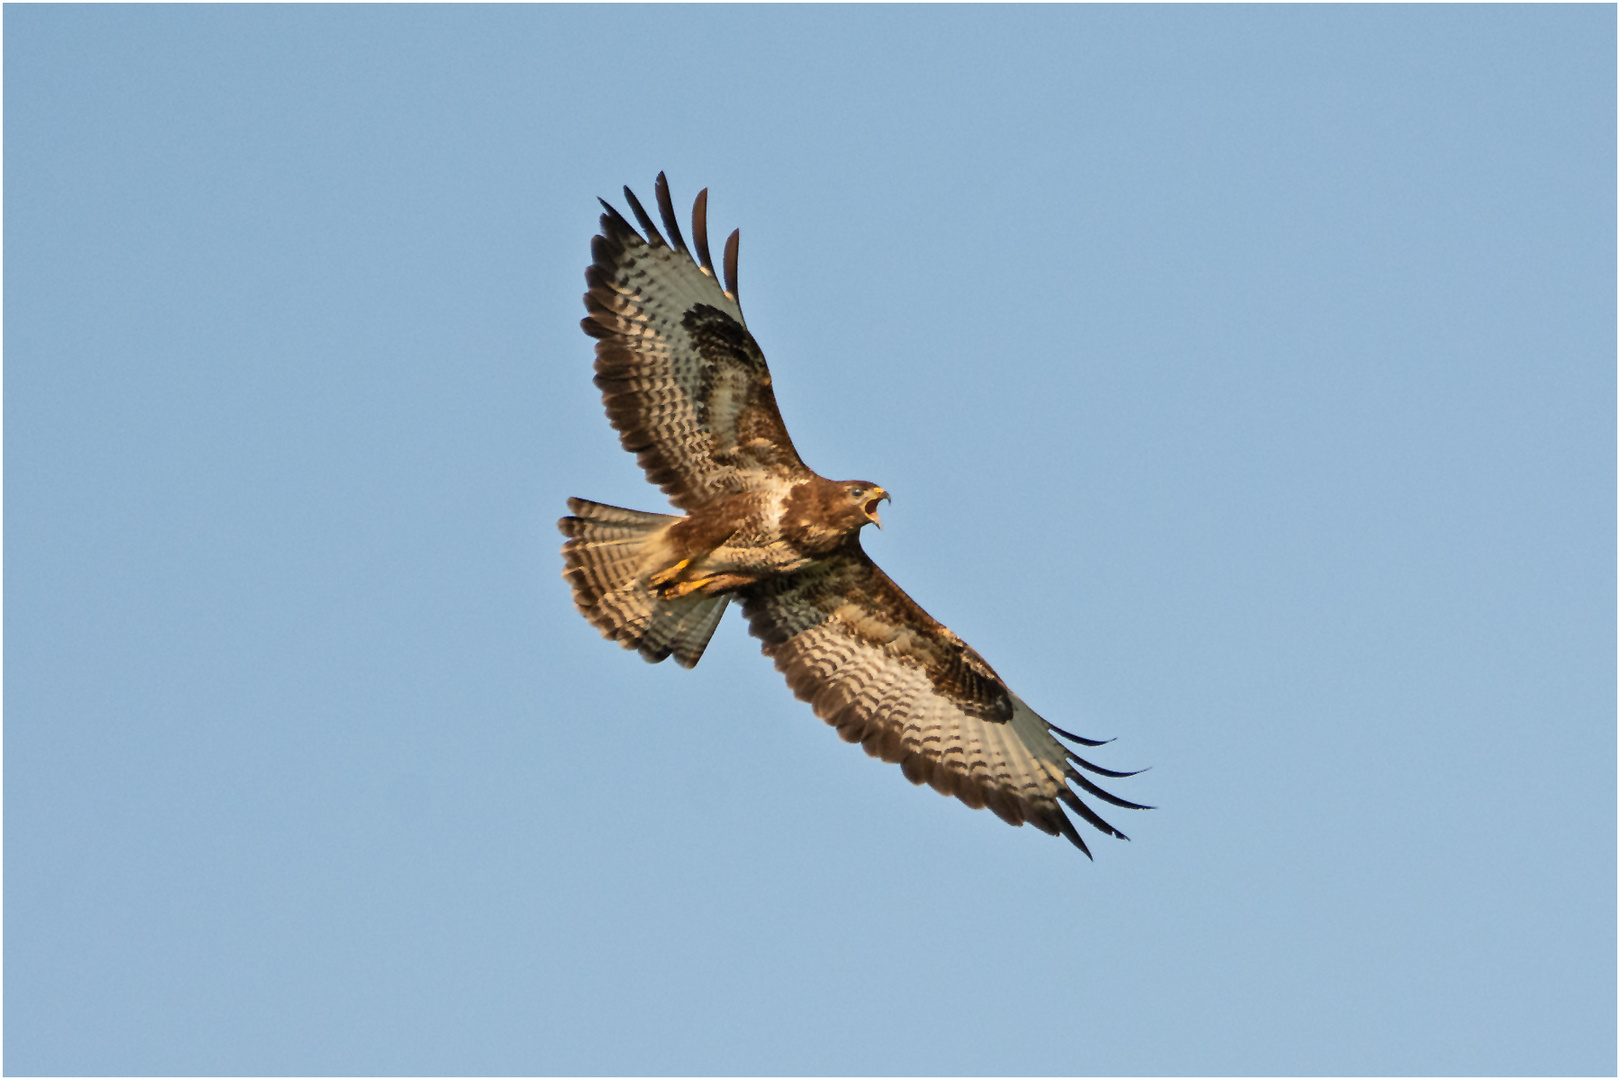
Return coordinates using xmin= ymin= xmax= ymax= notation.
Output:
xmin=739 ymin=548 xmax=1148 ymax=855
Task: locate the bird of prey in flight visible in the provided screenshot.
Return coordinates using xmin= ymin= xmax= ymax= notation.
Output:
xmin=560 ymin=174 xmax=1148 ymax=855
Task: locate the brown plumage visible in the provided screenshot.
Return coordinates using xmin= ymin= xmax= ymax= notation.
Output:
xmin=560 ymin=174 xmax=1149 ymax=856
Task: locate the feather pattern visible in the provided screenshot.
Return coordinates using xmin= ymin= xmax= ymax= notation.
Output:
xmin=582 ymin=179 xmax=808 ymax=511
xmin=738 ymin=548 xmax=1149 ymax=855
xmin=559 ymin=497 xmax=730 ymax=668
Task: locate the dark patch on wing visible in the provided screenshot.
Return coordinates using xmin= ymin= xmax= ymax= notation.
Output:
xmin=741 ymin=546 xmax=1014 ymax=723
xmin=681 ymin=304 xmax=804 ymax=474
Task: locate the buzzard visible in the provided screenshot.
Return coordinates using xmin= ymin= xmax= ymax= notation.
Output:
xmin=560 ymin=174 xmax=1148 ymax=855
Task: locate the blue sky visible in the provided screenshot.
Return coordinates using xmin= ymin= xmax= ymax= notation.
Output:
xmin=5 ymin=5 xmax=1614 ymax=1075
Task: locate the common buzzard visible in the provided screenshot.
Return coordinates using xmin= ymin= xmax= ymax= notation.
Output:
xmin=560 ymin=175 xmax=1148 ymax=855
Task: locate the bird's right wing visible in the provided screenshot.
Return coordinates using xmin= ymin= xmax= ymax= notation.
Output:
xmin=582 ymin=174 xmax=811 ymax=512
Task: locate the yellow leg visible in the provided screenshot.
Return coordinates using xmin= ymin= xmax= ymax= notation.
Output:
xmin=661 ymin=577 xmax=713 ymax=599
xmin=648 ymin=557 xmax=691 ymax=587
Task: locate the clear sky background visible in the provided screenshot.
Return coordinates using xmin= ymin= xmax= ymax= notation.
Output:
xmin=5 ymin=6 xmax=1614 ymax=1076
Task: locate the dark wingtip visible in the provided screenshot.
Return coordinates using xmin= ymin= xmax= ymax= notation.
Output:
xmin=1061 ymin=821 xmax=1095 ymax=859
xmin=654 ymin=172 xmax=688 ymax=255
xmin=597 ymin=197 xmax=637 ymax=239
xmin=1049 ymin=722 xmax=1115 ymax=748
xmin=692 ymin=188 xmax=714 ymax=273
xmin=1068 ymin=769 xmax=1155 ymax=812
xmin=1070 ymin=754 xmax=1148 ymax=780
xmin=622 ymin=185 xmax=666 ymax=248
xmin=1060 ymin=786 xmax=1131 ymax=840
xmin=722 ymin=228 xmax=740 ymax=299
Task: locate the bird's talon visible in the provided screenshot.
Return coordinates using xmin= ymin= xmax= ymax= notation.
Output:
xmin=663 ymin=577 xmax=711 ymax=599
xmin=648 ymin=558 xmax=691 ymax=587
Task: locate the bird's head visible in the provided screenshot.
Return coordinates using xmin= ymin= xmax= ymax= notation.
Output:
xmin=841 ymin=482 xmax=890 ymax=530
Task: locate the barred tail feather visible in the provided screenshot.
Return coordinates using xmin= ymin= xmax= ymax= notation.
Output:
xmin=558 ymin=497 xmax=728 ymax=669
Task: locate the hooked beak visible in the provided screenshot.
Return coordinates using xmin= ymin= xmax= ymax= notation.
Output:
xmin=862 ymin=488 xmax=891 ymax=529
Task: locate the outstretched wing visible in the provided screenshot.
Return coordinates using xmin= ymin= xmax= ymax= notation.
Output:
xmin=739 ymin=548 xmax=1149 ymax=855
xmin=582 ymin=173 xmax=811 ymax=512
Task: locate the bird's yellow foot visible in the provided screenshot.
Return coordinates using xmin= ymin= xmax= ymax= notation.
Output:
xmin=648 ymin=558 xmax=691 ymax=587
xmin=661 ymin=577 xmax=713 ymax=599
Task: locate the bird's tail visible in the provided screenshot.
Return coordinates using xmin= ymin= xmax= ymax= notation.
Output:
xmin=557 ymin=497 xmax=729 ymax=668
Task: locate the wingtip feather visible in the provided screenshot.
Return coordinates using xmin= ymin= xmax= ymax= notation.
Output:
xmin=622 ymin=185 xmax=667 ymax=248
xmin=1048 ymin=721 xmax=1115 ymax=748
xmin=692 ymin=188 xmax=714 ymax=273
xmin=654 ymin=172 xmax=689 ymax=255
xmin=722 ymin=228 xmax=740 ymax=300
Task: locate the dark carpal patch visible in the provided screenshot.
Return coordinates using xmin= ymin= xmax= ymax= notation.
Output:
xmin=681 ymin=304 xmax=803 ymax=472
xmin=681 ymin=304 xmax=762 ymax=426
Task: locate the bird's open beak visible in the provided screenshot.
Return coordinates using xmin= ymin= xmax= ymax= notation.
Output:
xmin=863 ymin=488 xmax=891 ymax=529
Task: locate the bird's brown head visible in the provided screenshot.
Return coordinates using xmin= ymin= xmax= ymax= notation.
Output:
xmin=841 ymin=482 xmax=890 ymax=530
